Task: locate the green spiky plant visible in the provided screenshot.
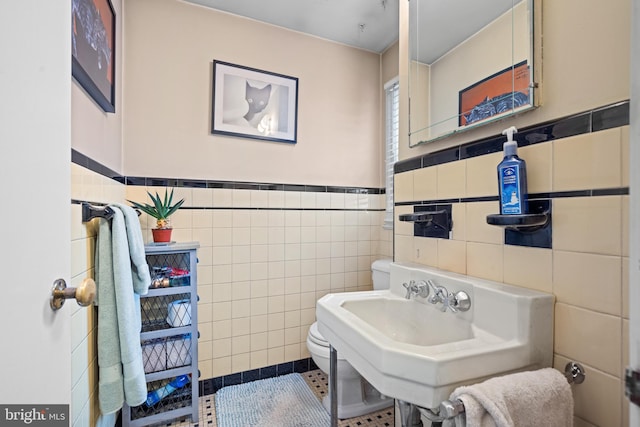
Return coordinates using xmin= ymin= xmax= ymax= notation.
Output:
xmin=128 ymin=188 xmax=185 ymax=229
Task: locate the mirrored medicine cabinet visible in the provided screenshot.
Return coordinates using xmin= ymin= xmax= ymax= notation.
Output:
xmin=408 ymin=0 xmax=538 ymax=146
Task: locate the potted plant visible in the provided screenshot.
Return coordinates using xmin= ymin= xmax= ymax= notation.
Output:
xmin=128 ymin=188 xmax=185 ymax=243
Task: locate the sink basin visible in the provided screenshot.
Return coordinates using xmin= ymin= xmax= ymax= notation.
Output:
xmin=341 ymin=298 xmax=474 ymax=346
xmin=316 ymin=262 xmax=554 ymax=409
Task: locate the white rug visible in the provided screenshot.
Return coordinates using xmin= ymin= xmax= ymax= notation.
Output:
xmin=215 ymin=373 xmax=331 ymax=427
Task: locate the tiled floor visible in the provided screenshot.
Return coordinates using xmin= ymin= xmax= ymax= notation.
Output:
xmin=301 ymin=370 xmax=395 ymax=427
xmin=156 ymin=369 xmax=395 ymax=427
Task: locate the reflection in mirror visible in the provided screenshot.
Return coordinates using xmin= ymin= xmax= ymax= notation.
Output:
xmin=409 ymin=0 xmax=536 ymax=146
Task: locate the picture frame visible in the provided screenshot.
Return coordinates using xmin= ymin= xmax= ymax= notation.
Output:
xmin=211 ymin=60 xmax=299 ymax=144
xmin=458 ymin=60 xmax=530 ymax=127
xmin=72 ymin=0 xmax=116 ymax=113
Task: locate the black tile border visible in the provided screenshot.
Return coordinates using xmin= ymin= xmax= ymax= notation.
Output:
xmin=72 ymin=149 xmax=120 ymax=179
xmin=394 ymin=100 xmax=630 ymax=207
xmin=395 ymin=100 xmax=630 ymax=174
xmin=593 ymin=187 xmax=630 ymax=196
xmin=592 ymin=101 xmax=630 ymax=132
xmin=72 ymin=149 xmax=385 ymax=196
xmin=198 ymin=357 xmax=315 ymax=396
xmin=395 ymin=187 xmax=630 ymax=208
xmin=73 ymin=101 xmax=629 ymax=205
xmin=394 ymin=156 xmax=421 ymax=174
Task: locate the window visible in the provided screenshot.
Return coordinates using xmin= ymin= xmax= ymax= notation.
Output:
xmin=383 ymin=78 xmax=399 ymax=229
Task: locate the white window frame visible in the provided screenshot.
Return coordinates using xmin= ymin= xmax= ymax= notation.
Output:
xmin=383 ymin=77 xmax=399 ymax=230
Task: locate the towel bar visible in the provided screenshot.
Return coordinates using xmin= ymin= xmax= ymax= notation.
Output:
xmin=419 ymin=362 xmax=586 ymax=424
xmin=81 ymin=201 xmax=141 ymax=222
xmin=82 ymin=202 xmax=116 ymax=222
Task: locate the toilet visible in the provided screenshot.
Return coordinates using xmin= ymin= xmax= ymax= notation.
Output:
xmin=307 ymin=259 xmax=393 ymax=419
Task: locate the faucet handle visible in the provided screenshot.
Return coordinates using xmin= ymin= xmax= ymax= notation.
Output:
xmin=441 ymin=291 xmax=457 ymax=312
xmin=442 ymin=290 xmax=472 ymax=313
xmin=402 ymin=280 xmax=431 ymax=299
xmin=402 ymin=280 xmax=416 ymax=299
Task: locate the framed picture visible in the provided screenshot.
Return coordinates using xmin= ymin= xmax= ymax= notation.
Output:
xmin=212 ymin=60 xmax=299 ymax=144
xmin=458 ymin=60 xmax=530 ymax=126
xmin=72 ymin=0 xmax=116 ymax=113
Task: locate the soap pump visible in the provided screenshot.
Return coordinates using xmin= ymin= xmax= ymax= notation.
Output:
xmin=497 ymin=126 xmax=528 ymax=215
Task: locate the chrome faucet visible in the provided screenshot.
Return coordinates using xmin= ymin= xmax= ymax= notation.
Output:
xmin=402 ymin=280 xmax=430 ymax=300
xmin=426 ymin=280 xmax=448 ymax=306
xmin=426 ymin=280 xmax=471 ymax=313
xmin=402 ymin=279 xmax=471 ymax=312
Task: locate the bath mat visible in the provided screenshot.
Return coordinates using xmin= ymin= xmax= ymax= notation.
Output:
xmin=215 ymin=373 xmax=331 ymax=427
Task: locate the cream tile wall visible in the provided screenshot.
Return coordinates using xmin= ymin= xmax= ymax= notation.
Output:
xmin=70 ymin=163 xmax=126 ymax=427
xmin=124 ymin=187 xmax=390 ymax=379
xmin=394 ymin=125 xmax=630 ymax=427
xmin=71 ymin=161 xmax=392 ymax=421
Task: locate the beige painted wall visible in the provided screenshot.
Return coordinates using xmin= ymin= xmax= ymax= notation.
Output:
xmin=71 ymin=0 xmax=123 ymax=173
xmin=409 ymin=60 xmax=430 ymax=145
xmin=400 ymin=0 xmax=631 ymax=159
xmin=381 ymin=41 xmax=399 ymax=85
xmin=122 ymin=0 xmax=383 ymax=188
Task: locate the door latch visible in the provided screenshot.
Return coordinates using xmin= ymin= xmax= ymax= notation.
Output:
xmin=625 ymin=367 xmax=640 ymax=406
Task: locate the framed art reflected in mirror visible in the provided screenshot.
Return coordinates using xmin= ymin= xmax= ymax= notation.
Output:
xmin=408 ymin=0 xmax=538 ymax=146
xmin=458 ymin=60 xmax=530 ymax=127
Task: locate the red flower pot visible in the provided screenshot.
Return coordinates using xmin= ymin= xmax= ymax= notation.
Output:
xmin=152 ymin=228 xmax=173 ymax=243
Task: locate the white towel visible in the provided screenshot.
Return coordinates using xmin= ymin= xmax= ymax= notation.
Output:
xmin=448 ymin=368 xmax=573 ymax=427
xmin=95 ymin=204 xmax=151 ymax=422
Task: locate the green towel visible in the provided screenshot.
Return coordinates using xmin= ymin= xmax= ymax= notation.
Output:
xmin=95 ymin=204 xmax=151 ymax=419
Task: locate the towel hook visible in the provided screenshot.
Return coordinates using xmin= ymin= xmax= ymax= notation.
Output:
xmin=50 ymin=278 xmax=96 ymax=311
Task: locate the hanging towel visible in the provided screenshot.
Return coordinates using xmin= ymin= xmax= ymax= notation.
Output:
xmin=448 ymin=368 xmax=573 ymax=427
xmin=95 ymin=203 xmax=151 ymax=420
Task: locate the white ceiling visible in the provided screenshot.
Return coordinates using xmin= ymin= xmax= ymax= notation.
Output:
xmin=183 ymin=0 xmax=399 ymax=53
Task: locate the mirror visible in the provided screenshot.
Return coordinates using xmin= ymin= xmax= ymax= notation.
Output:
xmin=409 ymin=0 xmax=536 ymax=146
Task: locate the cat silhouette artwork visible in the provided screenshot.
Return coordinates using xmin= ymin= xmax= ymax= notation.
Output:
xmin=244 ymin=82 xmax=272 ymax=125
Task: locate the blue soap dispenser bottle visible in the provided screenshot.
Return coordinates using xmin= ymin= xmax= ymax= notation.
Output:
xmin=497 ymin=126 xmax=528 ymax=215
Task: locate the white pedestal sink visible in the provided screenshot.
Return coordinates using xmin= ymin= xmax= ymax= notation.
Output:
xmin=316 ymin=262 xmax=554 ymax=410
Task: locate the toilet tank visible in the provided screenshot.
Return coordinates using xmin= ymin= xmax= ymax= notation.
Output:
xmin=371 ymin=259 xmax=392 ymax=290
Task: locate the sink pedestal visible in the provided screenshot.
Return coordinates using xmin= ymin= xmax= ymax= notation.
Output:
xmin=398 ymin=400 xmax=424 ymax=427
xmin=330 ymin=345 xmax=338 ymax=427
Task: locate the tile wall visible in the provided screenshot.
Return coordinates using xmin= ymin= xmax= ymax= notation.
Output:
xmin=393 ymin=102 xmax=630 ymax=427
xmin=68 ymin=155 xmax=392 ymax=422
xmin=70 ymin=163 xmax=126 ymax=426
xmin=124 ymin=182 xmax=392 ymax=380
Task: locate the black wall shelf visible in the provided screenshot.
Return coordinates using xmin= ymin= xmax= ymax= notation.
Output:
xmin=486 ymin=199 xmax=552 ymax=248
xmin=399 ymin=204 xmax=453 ymax=239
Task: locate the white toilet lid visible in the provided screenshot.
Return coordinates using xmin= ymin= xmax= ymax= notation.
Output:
xmin=308 ymin=322 xmax=329 ymax=347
